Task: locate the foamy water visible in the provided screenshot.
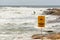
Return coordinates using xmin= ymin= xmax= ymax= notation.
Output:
xmin=0 ymin=7 xmax=60 ymax=40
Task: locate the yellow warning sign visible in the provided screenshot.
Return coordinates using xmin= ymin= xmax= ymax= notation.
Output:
xmin=38 ymin=16 xmax=45 ymax=27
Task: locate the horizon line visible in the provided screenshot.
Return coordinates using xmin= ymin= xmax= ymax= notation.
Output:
xmin=0 ymin=5 xmax=60 ymax=8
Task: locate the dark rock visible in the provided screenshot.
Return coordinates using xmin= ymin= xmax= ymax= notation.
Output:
xmin=42 ymin=8 xmax=60 ymax=16
xmin=32 ymin=34 xmax=44 ymax=39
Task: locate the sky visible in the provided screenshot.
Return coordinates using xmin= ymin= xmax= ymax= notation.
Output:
xmin=0 ymin=0 xmax=60 ymax=6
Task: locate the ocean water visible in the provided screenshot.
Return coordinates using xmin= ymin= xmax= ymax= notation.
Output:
xmin=0 ymin=7 xmax=60 ymax=40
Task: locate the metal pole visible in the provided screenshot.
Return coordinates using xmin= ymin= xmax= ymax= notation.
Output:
xmin=41 ymin=28 xmax=43 ymax=40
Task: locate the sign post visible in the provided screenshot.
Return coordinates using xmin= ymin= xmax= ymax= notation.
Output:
xmin=38 ymin=16 xmax=45 ymax=40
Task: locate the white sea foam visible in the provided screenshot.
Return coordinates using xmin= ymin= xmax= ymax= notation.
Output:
xmin=0 ymin=7 xmax=60 ymax=40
